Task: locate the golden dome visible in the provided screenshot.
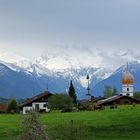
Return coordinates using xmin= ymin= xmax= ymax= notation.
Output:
xmin=122 ymin=71 xmax=134 ymax=85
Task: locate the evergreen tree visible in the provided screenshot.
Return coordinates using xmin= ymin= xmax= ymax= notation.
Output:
xmin=7 ymin=99 xmax=19 ymax=113
xmin=68 ymin=80 xmax=77 ymax=104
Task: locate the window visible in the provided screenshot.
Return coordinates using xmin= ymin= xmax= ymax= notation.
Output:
xmin=43 ymin=104 xmax=46 ymax=107
xmin=127 ymin=88 xmax=129 ymax=91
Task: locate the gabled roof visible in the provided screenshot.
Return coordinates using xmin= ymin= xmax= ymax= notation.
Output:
xmin=20 ymin=91 xmax=52 ymax=108
xmin=97 ymin=95 xmax=140 ymax=106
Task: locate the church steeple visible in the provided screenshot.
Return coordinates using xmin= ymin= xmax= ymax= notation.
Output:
xmin=122 ymin=62 xmax=134 ymax=97
xmin=126 ymin=62 xmax=128 ymax=71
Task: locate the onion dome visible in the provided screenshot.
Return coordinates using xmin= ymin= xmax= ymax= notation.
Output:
xmin=122 ymin=67 xmax=134 ymax=85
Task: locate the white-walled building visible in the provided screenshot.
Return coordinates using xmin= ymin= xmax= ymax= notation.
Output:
xmin=20 ymin=91 xmax=52 ymax=114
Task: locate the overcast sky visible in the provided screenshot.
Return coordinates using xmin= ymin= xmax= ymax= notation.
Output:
xmin=0 ymin=0 xmax=140 ymax=68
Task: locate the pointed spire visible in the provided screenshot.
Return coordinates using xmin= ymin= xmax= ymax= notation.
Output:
xmin=125 ymin=62 xmax=128 ymax=72
xmin=126 ymin=62 xmax=128 ymax=71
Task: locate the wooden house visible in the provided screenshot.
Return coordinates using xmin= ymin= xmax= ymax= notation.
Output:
xmin=97 ymin=95 xmax=140 ymax=106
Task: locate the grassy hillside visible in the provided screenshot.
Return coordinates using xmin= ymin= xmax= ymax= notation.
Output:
xmin=0 ymin=105 xmax=140 ymax=140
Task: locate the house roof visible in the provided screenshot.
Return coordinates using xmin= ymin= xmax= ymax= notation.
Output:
xmin=97 ymin=95 xmax=140 ymax=106
xmin=78 ymin=97 xmax=105 ymax=103
xmin=0 ymin=103 xmax=7 ymax=112
xmin=20 ymin=91 xmax=52 ymax=108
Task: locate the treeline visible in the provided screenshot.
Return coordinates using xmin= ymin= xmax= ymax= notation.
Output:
xmin=103 ymin=86 xmax=118 ymax=98
xmin=103 ymin=85 xmax=140 ymax=100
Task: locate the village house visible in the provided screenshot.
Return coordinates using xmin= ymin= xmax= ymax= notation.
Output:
xmin=20 ymin=91 xmax=52 ymax=114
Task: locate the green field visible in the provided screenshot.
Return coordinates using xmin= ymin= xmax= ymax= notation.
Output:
xmin=0 ymin=105 xmax=140 ymax=140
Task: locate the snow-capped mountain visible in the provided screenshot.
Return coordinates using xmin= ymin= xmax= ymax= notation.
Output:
xmin=0 ymin=52 xmax=114 ymax=99
xmin=0 ymin=51 xmax=140 ymax=99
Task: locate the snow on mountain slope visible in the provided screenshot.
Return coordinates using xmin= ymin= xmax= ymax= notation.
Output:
xmin=35 ymin=53 xmax=114 ymax=87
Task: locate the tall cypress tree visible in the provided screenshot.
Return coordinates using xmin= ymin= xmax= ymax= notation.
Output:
xmin=68 ymin=80 xmax=77 ymax=104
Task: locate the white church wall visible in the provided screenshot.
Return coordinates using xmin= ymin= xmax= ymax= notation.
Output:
xmin=122 ymin=84 xmax=133 ymax=97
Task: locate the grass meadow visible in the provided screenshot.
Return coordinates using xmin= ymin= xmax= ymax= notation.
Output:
xmin=0 ymin=105 xmax=140 ymax=140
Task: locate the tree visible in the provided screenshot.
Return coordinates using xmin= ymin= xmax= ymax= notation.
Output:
xmin=7 ymin=99 xmax=19 ymax=113
xmin=48 ymin=94 xmax=74 ymax=110
xmin=134 ymin=92 xmax=140 ymax=99
xmin=104 ymin=86 xmax=113 ymax=98
xmin=68 ymin=80 xmax=77 ymax=104
xmin=20 ymin=110 xmax=48 ymax=140
xmin=104 ymin=86 xmax=119 ymax=98
xmin=112 ymin=87 xmax=118 ymax=96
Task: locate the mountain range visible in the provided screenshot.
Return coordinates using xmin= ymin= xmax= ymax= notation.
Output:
xmin=0 ymin=52 xmax=140 ymax=99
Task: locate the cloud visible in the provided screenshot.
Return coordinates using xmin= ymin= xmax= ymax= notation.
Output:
xmin=0 ymin=0 xmax=140 ymax=69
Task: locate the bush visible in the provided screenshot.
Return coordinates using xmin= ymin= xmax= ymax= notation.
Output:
xmin=48 ymin=94 xmax=74 ymax=110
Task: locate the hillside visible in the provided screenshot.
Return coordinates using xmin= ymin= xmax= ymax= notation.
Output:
xmin=0 ymin=105 xmax=140 ymax=140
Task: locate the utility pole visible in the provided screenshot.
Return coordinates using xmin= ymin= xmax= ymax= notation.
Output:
xmin=86 ymin=74 xmax=91 ymax=100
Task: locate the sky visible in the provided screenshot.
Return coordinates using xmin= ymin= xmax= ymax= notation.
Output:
xmin=0 ymin=0 xmax=140 ymax=69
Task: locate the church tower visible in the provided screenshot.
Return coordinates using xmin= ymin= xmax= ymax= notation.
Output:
xmin=122 ymin=63 xmax=134 ymax=97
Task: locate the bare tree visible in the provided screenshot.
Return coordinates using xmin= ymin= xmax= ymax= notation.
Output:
xmin=20 ymin=110 xmax=48 ymax=140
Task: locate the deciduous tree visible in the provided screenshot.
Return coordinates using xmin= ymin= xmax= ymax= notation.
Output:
xmin=134 ymin=92 xmax=140 ymax=99
xmin=48 ymin=94 xmax=74 ymax=110
xmin=20 ymin=110 xmax=48 ymax=140
xmin=112 ymin=87 xmax=118 ymax=96
xmin=7 ymin=99 xmax=19 ymax=113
